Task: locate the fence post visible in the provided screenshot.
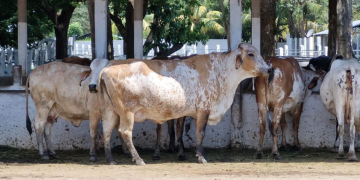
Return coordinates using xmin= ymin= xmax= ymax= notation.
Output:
xmin=294 ymin=38 xmax=298 ymax=56
xmin=318 ymin=45 xmax=322 ymax=56
xmin=324 ymin=46 xmax=328 ymax=56
xmin=0 ymin=48 xmax=5 ymax=76
xmin=216 ymin=45 xmax=220 ymax=52
xmin=309 ymin=36 xmax=314 ymax=57
xmin=286 ymin=34 xmax=292 ymax=56
xmin=279 ymin=47 xmax=283 ymax=56
xmin=13 ymin=65 xmax=22 ymax=86
xmin=182 ymin=45 xmax=186 ymax=56
xmin=75 ymin=44 xmax=79 ymax=55
xmin=81 ymin=44 xmax=85 ymax=55
xmin=193 ymin=44 xmax=197 ymax=54
xmin=303 ymin=38 xmax=307 ymax=56
xmin=300 ymin=45 xmax=304 ymax=57
xmin=357 ymin=34 xmax=359 ymax=58
xmin=205 ymin=45 xmax=209 ymax=54
xmin=284 ymin=45 xmax=288 ymax=56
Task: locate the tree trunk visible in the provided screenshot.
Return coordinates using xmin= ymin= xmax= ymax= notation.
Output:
xmin=328 ymin=0 xmax=337 ymax=58
xmin=218 ymin=0 xmax=230 ymax=51
xmin=107 ymin=5 xmax=114 ymax=60
xmin=40 ymin=4 xmax=75 ymax=59
xmin=87 ymin=0 xmax=96 ymax=59
xmin=260 ymin=0 xmax=276 ymax=59
xmin=337 ymin=0 xmax=353 ymax=59
xmin=125 ymin=1 xmax=134 ymax=59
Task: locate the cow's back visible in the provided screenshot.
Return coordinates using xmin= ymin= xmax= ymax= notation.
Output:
xmin=29 ymin=62 xmax=97 ymax=122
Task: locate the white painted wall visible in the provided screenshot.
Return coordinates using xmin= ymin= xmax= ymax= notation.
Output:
xmin=1 ymin=91 xmax=358 ymax=151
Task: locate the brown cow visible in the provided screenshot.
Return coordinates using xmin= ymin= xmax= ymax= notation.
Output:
xmin=89 ymin=43 xmax=272 ymax=165
xmin=62 ymin=56 xmax=92 ymax=66
xmin=254 ymin=57 xmax=324 ymax=159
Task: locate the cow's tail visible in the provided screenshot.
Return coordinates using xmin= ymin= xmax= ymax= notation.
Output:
xmin=267 ymin=111 xmax=274 ymax=137
xmin=25 ymin=74 xmax=33 ymax=136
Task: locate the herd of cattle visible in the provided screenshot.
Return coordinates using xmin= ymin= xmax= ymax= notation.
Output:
xmin=23 ymin=43 xmax=360 ymax=165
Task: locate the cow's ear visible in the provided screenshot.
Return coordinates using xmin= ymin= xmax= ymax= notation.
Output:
xmin=308 ymin=77 xmax=319 ymax=89
xmin=236 ymin=54 xmax=243 ymax=69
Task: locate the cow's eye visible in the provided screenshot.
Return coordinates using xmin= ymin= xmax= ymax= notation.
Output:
xmin=248 ymin=53 xmax=254 ymax=57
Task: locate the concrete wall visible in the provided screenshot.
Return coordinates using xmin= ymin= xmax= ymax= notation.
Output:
xmin=1 ymin=89 xmax=358 ymax=151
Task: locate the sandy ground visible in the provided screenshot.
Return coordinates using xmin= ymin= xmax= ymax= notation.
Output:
xmin=1 ymin=146 xmax=360 ymax=180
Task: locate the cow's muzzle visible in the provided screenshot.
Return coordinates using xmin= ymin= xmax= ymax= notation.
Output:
xmin=89 ymin=84 xmax=98 ymax=93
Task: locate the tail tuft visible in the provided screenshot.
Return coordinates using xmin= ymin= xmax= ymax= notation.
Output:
xmin=26 ymin=115 xmax=32 ymax=135
xmin=267 ymin=111 xmax=274 ymax=137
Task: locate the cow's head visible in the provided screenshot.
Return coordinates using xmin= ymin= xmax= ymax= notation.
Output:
xmin=236 ymin=43 xmax=273 ymax=77
xmin=89 ymin=58 xmax=109 ymax=93
xmin=301 ymin=68 xmax=326 ymax=102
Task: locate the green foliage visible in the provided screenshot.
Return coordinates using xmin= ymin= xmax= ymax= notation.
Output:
xmin=70 ymin=3 xmax=90 ymax=34
xmin=0 ymin=0 xmax=53 ymax=47
xmin=144 ymin=0 xmax=208 ymax=56
xmin=68 ymin=22 xmax=83 ymax=37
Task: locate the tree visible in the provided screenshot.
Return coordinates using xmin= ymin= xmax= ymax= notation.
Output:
xmin=337 ymin=0 xmax=353 ymax=58
xmin=68 ymin=22 xmax=83 ymax=37
xmin=328 ymin=0 xmax=337 ymax=58
xmin=144 ymin=0 xmax=208 ymax=57
xmin=260 ymin=0 xmax=276 ymax=59
xmin=0 ymin=0 xmax=53 ymax=48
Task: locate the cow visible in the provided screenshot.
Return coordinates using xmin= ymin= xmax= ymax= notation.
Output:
xmin=304 ymin=54 xmax=345 ymax=150
xmin=320 ymin=58 xmax=360 ymax=161
xmin=88 ymin=43 xmax=272 ymax=165
xmin=62 ymin=56 xmax=92 ymax=66
xmin=25 ymin=61 xmax=109 ymax=161
xmin=254 ymin=57 xmax=325 ymax=159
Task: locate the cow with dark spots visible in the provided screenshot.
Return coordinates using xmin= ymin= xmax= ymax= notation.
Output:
xmin=320 ymin=58 xmax=360 ymax=161
xmin=254 ymin=57 xmax=325 ymax=160
xmin=89 ymin=43 xmax=272 ymax=165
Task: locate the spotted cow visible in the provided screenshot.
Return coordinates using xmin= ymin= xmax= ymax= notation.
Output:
xmin=89 ymin=43 xmax=272 ymax=165
xmin=254 ymin=57 xmax=324 ymax=159
xmin=320 ymin=58 xmax=360 ymax=161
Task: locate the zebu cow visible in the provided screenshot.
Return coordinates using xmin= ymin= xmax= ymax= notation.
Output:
xmin=320 ymin=58 xmax=360 ymax=161
xmin=62 ymin=56 xmax=92 ymax=66
xmin=89 ymin=43 xmax=272 ymax=165
xmin=25 ymin=62 xmax=103 ymax=161
xmin=254 ymin=57 xmax=324 ymax=159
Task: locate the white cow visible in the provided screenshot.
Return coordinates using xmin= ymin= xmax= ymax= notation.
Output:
xmin=89 ymin=43 xmax=272 ymax=165
xmin=320 ymin=58 xmax=360 ymax=161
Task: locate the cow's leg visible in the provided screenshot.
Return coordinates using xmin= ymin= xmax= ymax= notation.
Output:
xmin=292 ymin=102 xmax=303 ymax=151
xmin=167 ymin=119 xmax=176 ymax=153
xmin=254 ymin=104 xmax=266 ymax=159
xmin=101 ymin=109 xmax=118 ymax=165
xmin=279 ymin=114 xmax=289 ymax=151
xmin=195 ymin=111 xmax=209 ymax=163
xmin=89 ymin=114 xmax=99 ymax=162
xmin=44 ymin=121 xmax=59 ymax=159
xmin=337 ymin=111 xmax=345 ymax=159
xmin=152 ymin=124 xmax=162 ymax=160
xmin=348 ymin=116 xmax=358 ymax=161
xmin=118 ymin=111 xmax=145 ymax=165
xmin=34 ymin=108 xmax=50 ymax=160
xmin=176 ymin=117 xmax=186 ymax=161
xmin=271 ymin=107 xmax=282 ymax=160
xmin=118 ymin=133 xmax=131 ymax=158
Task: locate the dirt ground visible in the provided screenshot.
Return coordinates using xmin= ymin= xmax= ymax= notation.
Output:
xmin=1 ymin=145 xmax=360 ymax=180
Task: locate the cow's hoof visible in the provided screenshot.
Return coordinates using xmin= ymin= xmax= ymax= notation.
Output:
xmin=273 ymin=152 xmax=281 ymax=160
xmin=109 ymin=161 xmax=117 ymax=165
xmin=348 ymin=157 xmax=358 ymax=162
xmin=197 ymin=157 xmax=208 ymax=164
xmin=279 ymin=146 xmax=289 ymax=152
xmin=253 ymin=152 xmax=263 ymax=159
xmin=41 ymin=154 xmax=50 ymax=160
xmin=49 ymin=153 xmax=59 ymax=159
xmin=337 ymin=154 xmax=345 ymax=159
xmin=178 ymin=154 xmax=187 ymax=161
xmin=89 ymin=155 xmax=97 ymax=162
xmin=135 ymin=159 xmax=146 ymax=166
xmin=152 ymin=155 xmax=161 ymax=160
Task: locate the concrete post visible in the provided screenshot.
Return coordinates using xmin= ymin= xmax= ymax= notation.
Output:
xmin=294 ymin=38 xmax=298 ymax=56
xmin=95 ymin=0 xmax=107 ymax=59
xmin=324 ymin=46 xmax=328 ymax=56
xmin=303 ymin=38 xmax=307 ymax=56
xmin=309 ymin=37 xmax=314 ymax=56
xmin=18 ymin=0 xmax=27 ymax=76
xmin=13 ymin=65 xmax=22 ymax=86
xmin=300 ymin=45 xmax=304 ymax=57
xmin=251 ymin=0 xmax=260 ymax=51
xmin=357 ymin=34 xmax=359 ymax=57
xmin=286 ymin=34 xmax=292 ymax=56
xmin=279 ymin=47 xmax=283 ymax=56
xmin=284 ymin=45 xmax=288 ymax=56
xmin=134 ymin=0 xmax=143 ymax=59
xmin=230 ymin=0 xmax=242 ymax=51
